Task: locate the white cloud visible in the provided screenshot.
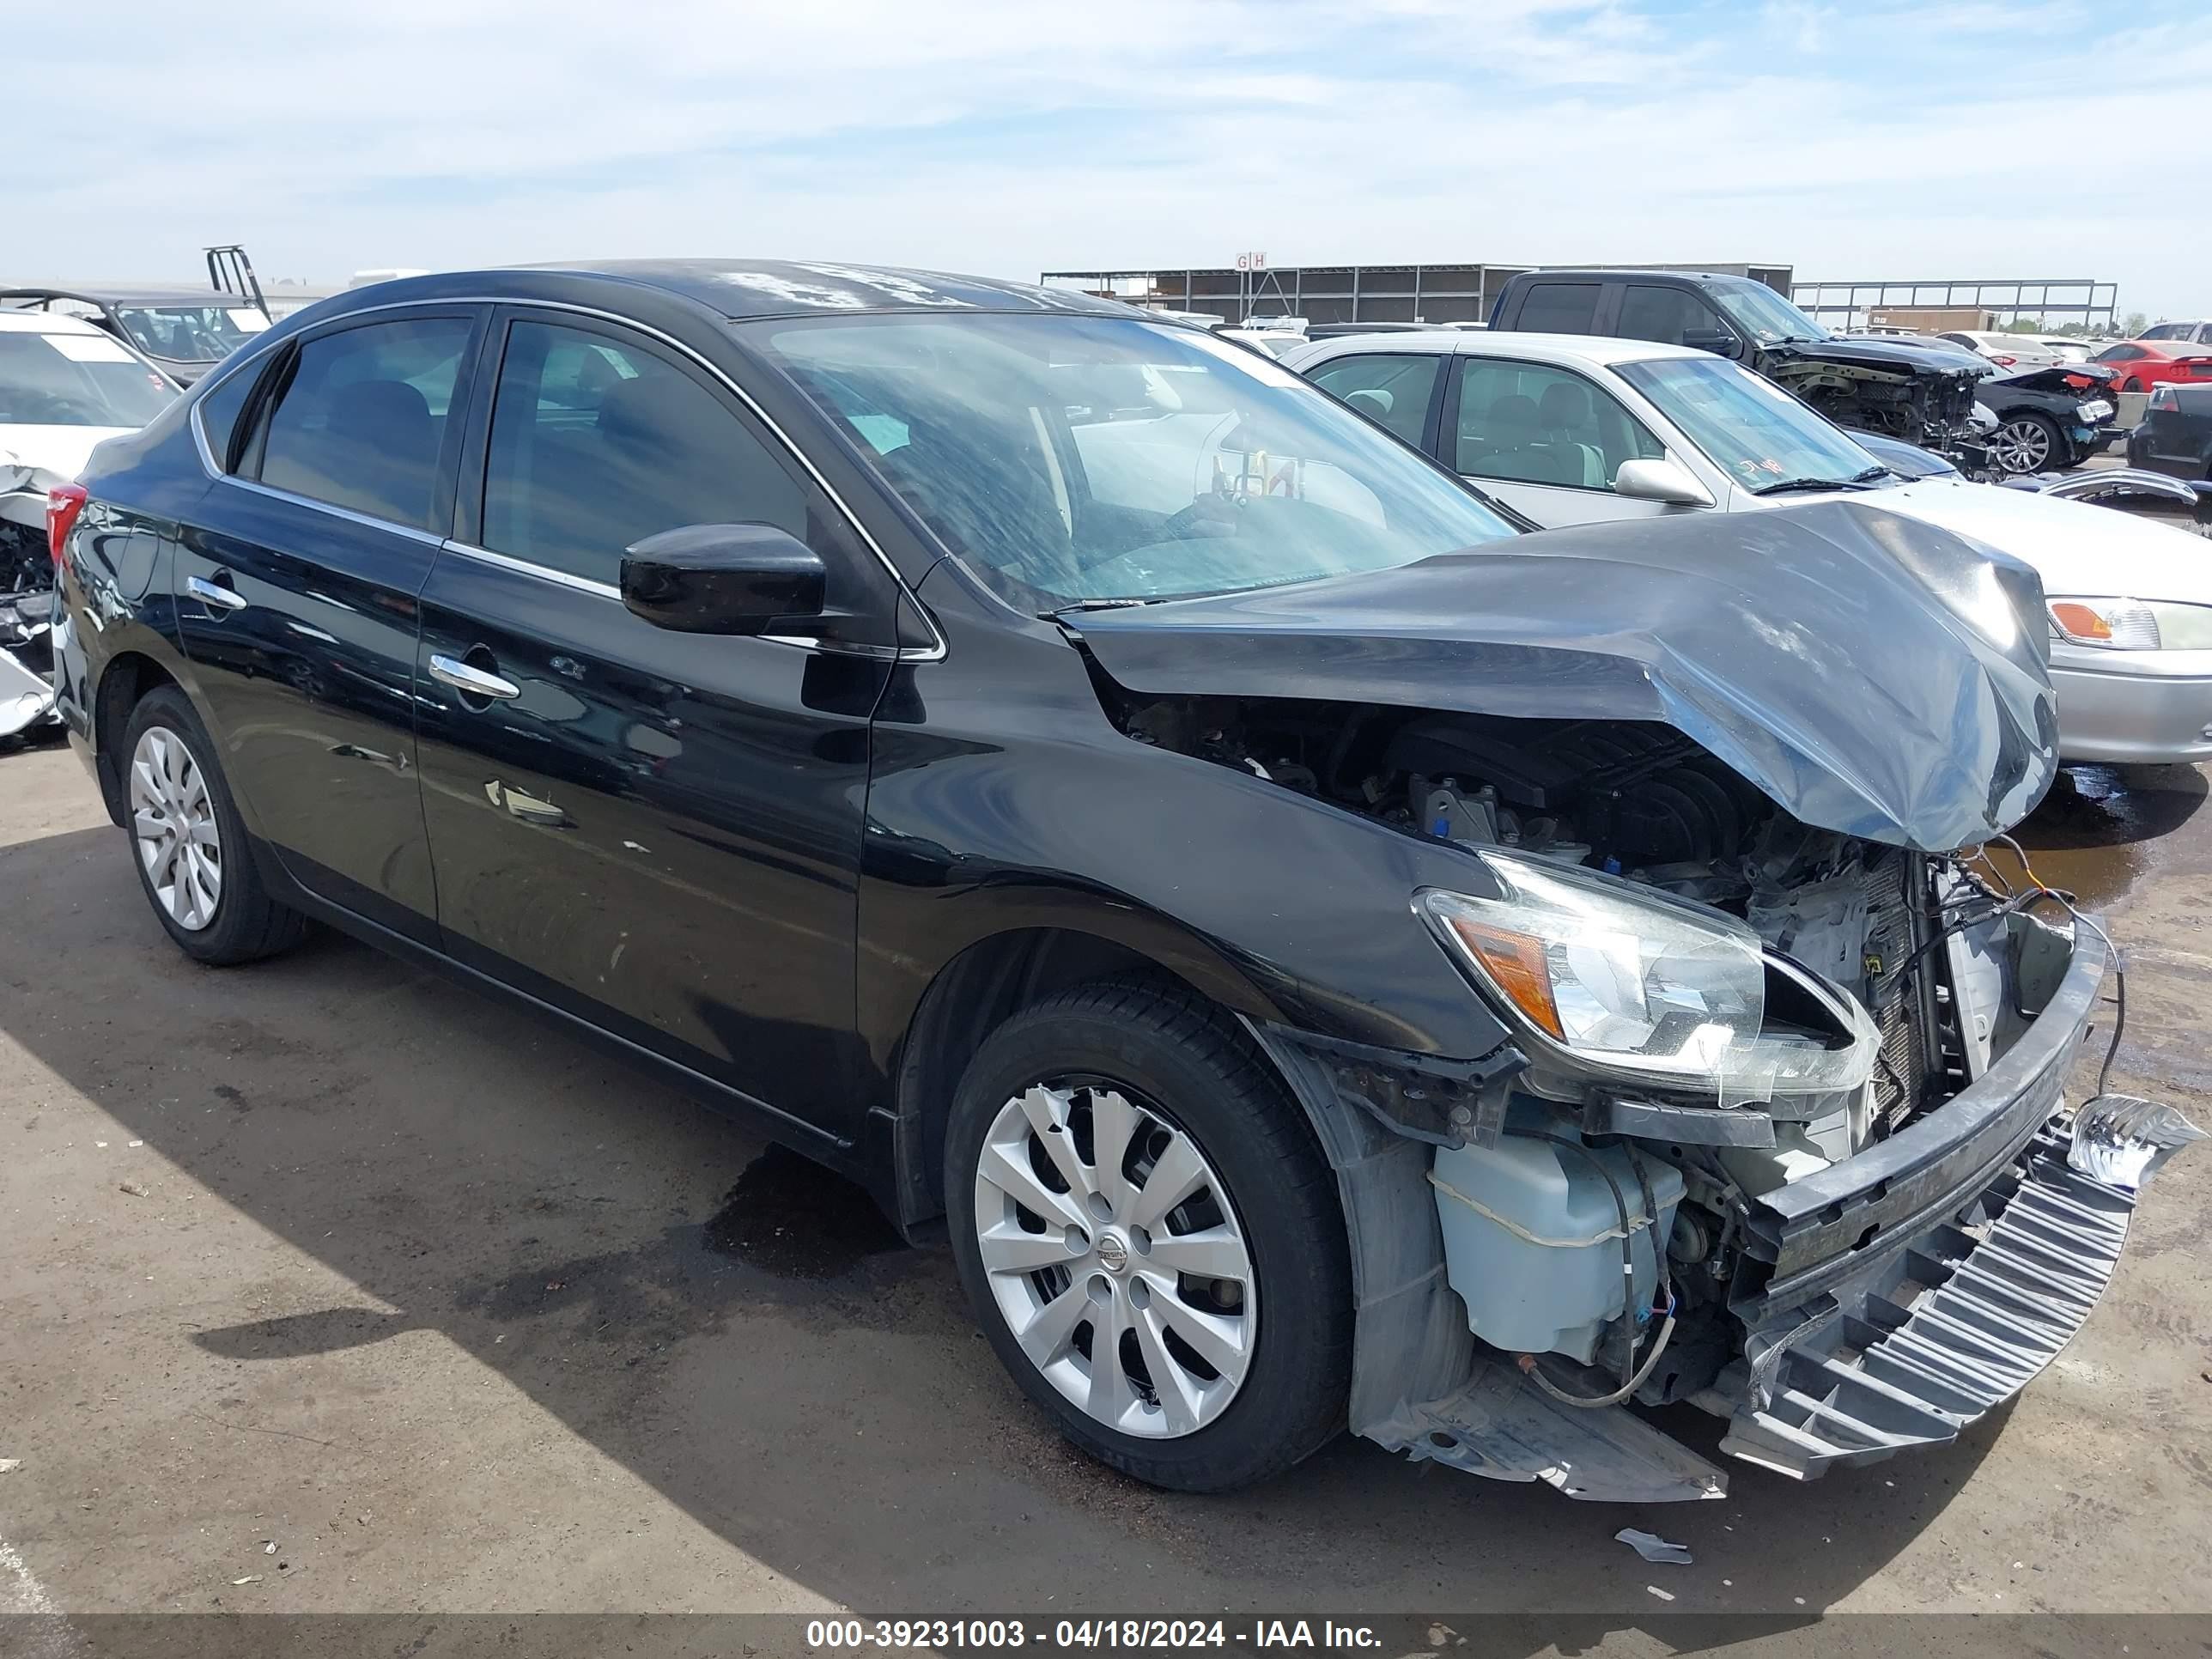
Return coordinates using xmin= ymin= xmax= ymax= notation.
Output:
xmin=18 ymin=0 xmax=2212 ymax=319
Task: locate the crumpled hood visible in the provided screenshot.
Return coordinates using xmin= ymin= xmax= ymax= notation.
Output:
xmin=1072 ymin=501 xmax=2058 ymax=853
xmin=1765 ymin=337 xmax=1988 ymax=380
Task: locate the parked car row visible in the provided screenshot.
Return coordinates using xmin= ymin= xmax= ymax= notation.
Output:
xmin=1284 ymin=325 xmax=2212 ymax=765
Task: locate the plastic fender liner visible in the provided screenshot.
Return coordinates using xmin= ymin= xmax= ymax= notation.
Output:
xmin=1248 ymin=1019 xmax=1729 ymax=1504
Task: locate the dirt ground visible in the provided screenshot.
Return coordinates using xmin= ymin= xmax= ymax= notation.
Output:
xmin=1 ymin=738 xmax=2207 ymax=1638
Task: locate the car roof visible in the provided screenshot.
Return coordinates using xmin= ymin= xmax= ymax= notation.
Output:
xmin=324 ymin=260 xmax=1140 ymax=323
xmin=1509 ymin=268 xmax=1751 ymax=284
xmin=0 ymin=283 xmax=241 ymax=307
xmin=1289 ymin=329 xmax=1716 ymax=368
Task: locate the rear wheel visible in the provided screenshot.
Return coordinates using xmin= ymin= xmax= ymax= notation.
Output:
xmin=945 ymin=978 xmax=1351 ymax=1492
xmin=121 ymin=687 xmax=307 ymax=965
xmin=1992 ymin=411 xmax=2061 ymax=475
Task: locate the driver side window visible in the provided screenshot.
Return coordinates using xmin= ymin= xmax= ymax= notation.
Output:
xmin=1453 ymin=360 xmax=1665 ymax=491
xmin=481 ymin=320 xmax=808 ymax=585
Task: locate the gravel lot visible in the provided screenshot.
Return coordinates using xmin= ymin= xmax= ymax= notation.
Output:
xmin=1 ymin=738 xmax=2208 ymax=1639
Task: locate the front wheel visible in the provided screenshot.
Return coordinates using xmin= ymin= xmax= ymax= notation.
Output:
xmin=1993 ymin=411 xmax=2062 ymax=475
xmin=945 ymin=978 xmax=1351 ymax=1492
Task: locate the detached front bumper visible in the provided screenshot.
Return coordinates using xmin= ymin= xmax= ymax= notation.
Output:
xmin=1703 ymin=921 xmax=2130 ymax=1477
xmin=1712 ymin=1120 xmax=2131 ymax=1477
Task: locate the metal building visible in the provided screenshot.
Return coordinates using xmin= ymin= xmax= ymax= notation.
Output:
xmin=1041 ymin=261 xmax=1793 ymax=325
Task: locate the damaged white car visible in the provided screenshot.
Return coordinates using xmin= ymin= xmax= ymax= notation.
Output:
xmin=1 ymin=309 xmax=176 ymax=738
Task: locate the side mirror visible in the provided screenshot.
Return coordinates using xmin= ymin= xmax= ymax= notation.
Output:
xmin=620 ymin=524 xmax=826 ymax=635
xmin=1613 ymin=458 xmax=1715 ymax=508
xmin=1680 ymin=326 xmax=1741 ymax=359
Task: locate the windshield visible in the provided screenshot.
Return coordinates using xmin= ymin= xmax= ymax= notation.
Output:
xmin=1617 ymin=356 xmax=1882 ymax=492
xmin=108 ymin=305 xmax=270 ymax=364
xmin=1711 ymin=281 xmax=1830 ymax=346
xmin=754 ymin=313 xmax=1516 ymax=606
xmin=0 ymin=331 xmax=177 ymax=428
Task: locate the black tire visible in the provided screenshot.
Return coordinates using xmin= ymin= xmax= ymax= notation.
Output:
xmin=1994 ymin=411 xmax=2063 ymax=476
xmin=120 ymin=686 xmax=307 ymax=965
xmin=945 ymin=975 xmax=1352 ymax=1492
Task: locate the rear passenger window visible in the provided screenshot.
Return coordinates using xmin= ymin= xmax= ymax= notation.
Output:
xmin=1513 ymin=283 xmax=1601 ymax=335
xmin=1305 ymin=353 xmax=1441 ymax=446
xmin=254 ymin=318 xmax=472 ymax=530
xmin=1617 ymin=285 xmax=1723 ymax=348
xmin=480 ymin=320 xmax=805 ymax=585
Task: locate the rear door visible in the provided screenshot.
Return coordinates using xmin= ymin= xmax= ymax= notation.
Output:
xmin=411 ymin=308 xmax=902 ymax=1137
xmin=172 ymin=307 xmax=484 ymax=940
xmin=1443 ymin=355 xmax=1674 ymax=526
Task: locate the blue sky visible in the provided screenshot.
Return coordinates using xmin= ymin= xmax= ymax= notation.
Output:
xmin=29 ymin=0 xmax=2212 ymax=319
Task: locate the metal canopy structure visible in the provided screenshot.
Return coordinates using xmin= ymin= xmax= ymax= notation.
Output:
xmin=1792 ymin=277 xmax=2119 ymax=331
xmin=1042 ymin=261 xmax=1793 ymax=326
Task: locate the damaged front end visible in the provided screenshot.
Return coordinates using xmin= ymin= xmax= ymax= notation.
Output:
xmin=1759 ymin=337 xmax=1989 ymax=461
xmin=1073 ymin=502 xmax=2195 ymax=1500
xmin=0 ymin=472 xmax=59 ymax=739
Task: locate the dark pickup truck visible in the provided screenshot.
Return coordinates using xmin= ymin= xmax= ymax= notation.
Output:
xmin=1489 ymin=270 xmax=1991 ymax=461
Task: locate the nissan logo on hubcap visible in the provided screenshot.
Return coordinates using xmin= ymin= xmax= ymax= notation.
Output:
xmin=1097 ymin=1231 xmax=1130 ymax=1274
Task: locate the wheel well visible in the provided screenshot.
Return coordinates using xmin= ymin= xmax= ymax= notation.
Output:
xmin=90 ymin=653 xmax=177 ymax=824
xmin=891 ymin=927 xmax=1232 ymax=1230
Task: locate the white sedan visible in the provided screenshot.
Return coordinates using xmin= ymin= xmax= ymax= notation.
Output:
xmin=1280 ymin=329 xmax=2212 ymax=765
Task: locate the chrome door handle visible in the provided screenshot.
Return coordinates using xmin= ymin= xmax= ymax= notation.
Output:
xmin=185 ymin=574 xmax=246 ymax=612
xmin=428 ymin=653 xmax=520 ymax=701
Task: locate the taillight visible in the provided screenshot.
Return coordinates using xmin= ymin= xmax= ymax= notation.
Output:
xmin=2150 ymin=386 xmax=2178 ymax=411
xmin=46 ymin=484 xmax=88 ymax=567
xmin=1990 ymin=354 xmax=2017 ymax=367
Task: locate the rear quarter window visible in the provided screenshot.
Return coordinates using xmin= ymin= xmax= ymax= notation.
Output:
xmin=194 ymin=362 xmax=261 ymax=471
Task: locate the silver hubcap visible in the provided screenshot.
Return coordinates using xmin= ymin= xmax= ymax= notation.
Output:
xmin=130 ymin=725 xmax=222 ymax=931
xmin=973 ymin=1082 xmax=1256 ymax=1439
xmin=1996 ymin=419 xmax=2051 ymax=473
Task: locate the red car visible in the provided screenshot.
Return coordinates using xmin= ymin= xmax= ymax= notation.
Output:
xmin=2091 ymin=338 xmax=2212 ymax=392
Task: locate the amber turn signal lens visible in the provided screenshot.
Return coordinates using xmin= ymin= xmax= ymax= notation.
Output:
xmin=2050 ymin=601 xmax=2112 ymax=642
xmin=1443 ymin=915 xmax=1563 ymax=1039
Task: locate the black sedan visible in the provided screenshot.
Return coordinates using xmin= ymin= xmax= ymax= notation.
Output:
xmin=46 ymin=260 xmax=2177 ymax=1500
xmin=1976 ymin=361 xmax=2124 ymax=475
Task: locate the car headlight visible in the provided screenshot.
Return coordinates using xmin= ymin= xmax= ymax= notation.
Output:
xmin=2077 ymin=398 xmax=2114 ymax=422
xmin=2049 ymin=597 xmax=2212 ymax=650
xmin=1419 ymin=852 xmax=1875 ymax=1101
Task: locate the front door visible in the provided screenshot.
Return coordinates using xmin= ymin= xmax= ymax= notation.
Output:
xmin=1445 ymin=356 xmax=1679 ymax=529
xmin=172 ymin=308 xmax=484 ymax=941
xmin=411 ymin=310 xmax=902 ymax=1138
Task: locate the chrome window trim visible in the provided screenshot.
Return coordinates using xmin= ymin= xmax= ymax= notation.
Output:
xmin=224 ymin=475 xmax=447 ymax=547
xmin=186 ymin=293 xmax=946 ymax=662
xmin=439 ymin=538 xmax=619 ymax=600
